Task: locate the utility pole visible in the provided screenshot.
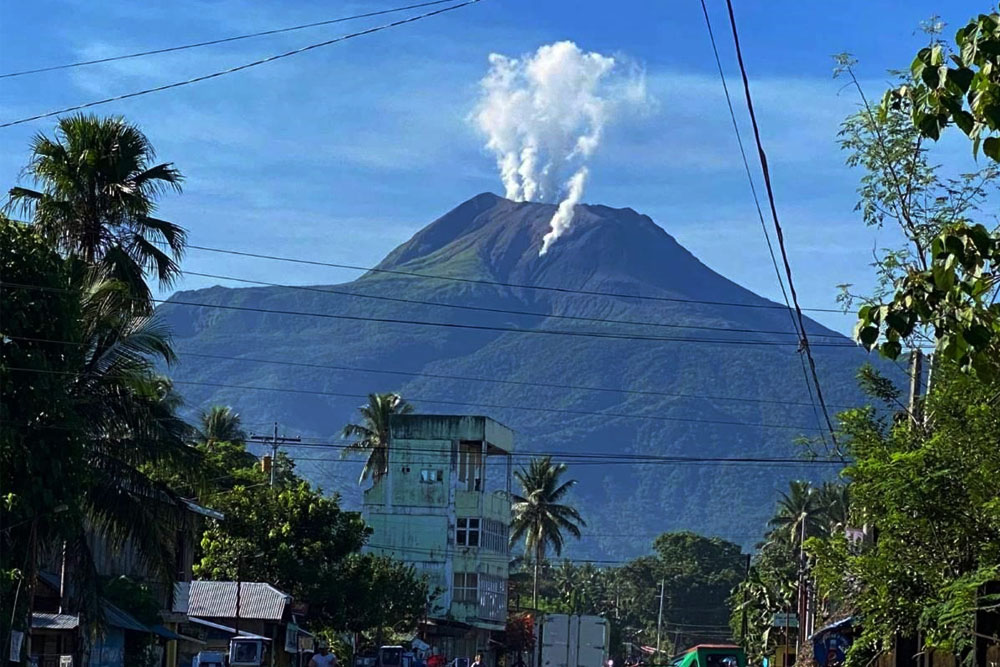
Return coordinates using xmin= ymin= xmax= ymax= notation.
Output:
xmin=235 ymin=553 xmax=242 ymax=636
xmin=655 ymin=579 xmax=665 ymax=661
xmin=740 ymin=553 xmax=751 ymax=644
xmin=250 ymin=422 xmax=301 ymax=486
xmin=908 ymin=349 xmax=924 ymax=425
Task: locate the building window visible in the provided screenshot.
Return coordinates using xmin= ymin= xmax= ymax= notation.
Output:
xmin=420 ymin=469 xmax=442 ymax=483
xmin=478 ymin=574 xmax=506 ymax=622
xmin=456 ymin=518 xmax=480 ymax=547
xmin=480 ymin=519 xmax=508 ymax=554
xmin=454 ymin=572 xmax=478 ymax=603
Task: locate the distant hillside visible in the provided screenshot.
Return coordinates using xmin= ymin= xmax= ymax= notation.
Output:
xmin=159 ymin=192 xmax=876 ymax=558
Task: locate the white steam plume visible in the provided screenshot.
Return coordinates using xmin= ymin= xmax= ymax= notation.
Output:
xmin=472 ymin=41 xmax=647 ymax=254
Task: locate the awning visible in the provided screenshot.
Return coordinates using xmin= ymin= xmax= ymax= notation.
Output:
xmin=32 ymin=613 xmax=80 ymax=631
xmin=809 ymin=616 xmax=854 ymax=640
xmin=151 ymin=624 xmax=185 ymax=641
xmin=101 ymin=602 xmax=150 ymax=633
xmin=188 ymin=616 xmax=271 ymax=641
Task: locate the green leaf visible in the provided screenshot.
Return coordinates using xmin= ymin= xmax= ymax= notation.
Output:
xmin=962 ymin=324 xmax=993 ymax=348
xmin=880 ymin=340 xmax=903 ymax=359
xmin=858 ymin=325 xmax=880 ymax=350
xmin=983 ymin=136 xmax=1000 ymax=161
xmin=947 ymin=67 xmax=975 ymax=93
xmin=953 ymin=109 xmax=976 ymax=135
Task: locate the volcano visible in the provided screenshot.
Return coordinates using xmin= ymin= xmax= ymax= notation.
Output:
xmin=160 ymin=193 xmax=871 ymax=557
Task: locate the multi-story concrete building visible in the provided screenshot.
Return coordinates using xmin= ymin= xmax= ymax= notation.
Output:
xmin=362 ymin=415 xmax=514 ymax=663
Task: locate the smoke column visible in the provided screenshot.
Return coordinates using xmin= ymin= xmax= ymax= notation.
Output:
xmin=473 ymin=41 xmax=647 ymax=254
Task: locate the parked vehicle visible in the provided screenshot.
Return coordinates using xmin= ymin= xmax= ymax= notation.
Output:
xmin=669 ymin=645 xmax=745 ymax=667
xmin=192 ymin=651 xmax=225 ymax=667
xmin=379 ymin=645 xmax=405 ymax=667
xmin=534 ymin=614 xmax=609 ymax=667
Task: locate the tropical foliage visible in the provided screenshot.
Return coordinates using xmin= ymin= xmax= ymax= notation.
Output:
xmin=6 ymin=113 xmax=185 ymax=309
xmin=342 ymin=392 xmax=413 ymax=484
xmin=810 ymin=364 xmax=1000 ymax=665
xmin=510 ymin=456 xmax=585 ymax=606
xmin=1 ymin=115 xmax=197 ymax=663
xmin=833 ymin=23 xmax=1000 ymax=377
xmin=193 ymin=439 xmax=430 ymax=635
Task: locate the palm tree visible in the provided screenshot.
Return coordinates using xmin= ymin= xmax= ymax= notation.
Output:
xmin=196 ymin=406 xmax=247 ymax=446
xmin=767 ymin=480 xmax=826 ymax=546
xmin=62 ymin=278 xmax=198 ymax=612
xmin=341 ymin=393 xmax=413 ymax=484
xmin=6 ymin=114 xmax=184 ymax=309
xmin=510 ymin=456 xmax=586 ymax=607
xmin=817 ymin=481 xmax=850 ymax=534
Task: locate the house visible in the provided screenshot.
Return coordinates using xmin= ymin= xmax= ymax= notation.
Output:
xmin=362 ymin=414 xmax=514 ymax=666
xmin=177 ymin=580 xmax=312 ymax=667
xmin=29 ymin=571 xmax=187 ymax=667
xmin=25 ymin=499 xmax=221 ymax=667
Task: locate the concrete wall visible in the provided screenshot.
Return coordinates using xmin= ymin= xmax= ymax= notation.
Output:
xmin=363 ymin=415 xmax=513 ymax=632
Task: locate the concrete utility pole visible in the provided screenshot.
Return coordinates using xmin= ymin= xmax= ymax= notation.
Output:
xmin=655 ymin=579 xmax=665 ymax=660
xmin=250 ymin=422 xmax=301 ymax=486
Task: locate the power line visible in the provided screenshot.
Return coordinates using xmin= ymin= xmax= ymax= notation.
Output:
xmin=0 ymin=281 xmax=860 ymax=347
xmin=184 ymin=269 xmax=848 ymax=340
xmin=0 ymin=0 xmax=482 ymax=128
xmin=165 ymin=347 xmax=859 ymax=409
xmin=696 ymin=0 xmax=829 ymax=445
xmin=186 ymin=244 xmax=849 ymax=315
xmin=251 ymin=438 xmax=846 ymax=465
xmin=5 ymin=366 xmax=826 ymax=431
xmin=5 ymin=333 xmax=862 ymax=410
xmin=722 ymin=0 xmax=840 ymax=447
xmin=0 ymin=0 xmax=460 ymax=79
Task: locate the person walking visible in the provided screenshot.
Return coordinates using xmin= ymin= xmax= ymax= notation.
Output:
xmin=310 ymin=643 xmax=338 ymax=667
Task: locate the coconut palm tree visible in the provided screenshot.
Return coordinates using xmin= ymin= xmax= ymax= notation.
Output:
xmin=196 ymin=406 xmax=247 ymax=446
xmin=341 ymin=393 xmax=413 ymax=484
xmin=818 ymin=481 xmax=850 ymax=534
xmin=767 ymin=480 xmax=826 ymax=546
xmin=510 ymin=456 xmax=585 ymax=607
xmin=6 ymin=113 xmax=184 ymax=309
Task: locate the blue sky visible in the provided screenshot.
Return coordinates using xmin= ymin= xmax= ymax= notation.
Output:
xmin=0 ymin=0 xmax=989 ymax=334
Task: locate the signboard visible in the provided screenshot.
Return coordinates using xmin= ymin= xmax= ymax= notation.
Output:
xmin=9 ymin=630 xmax=23 ymax=662
xmin=298 ymin=635 xmax=314 ymax=653
xmin=290 ymin=601 xmax=309 ymax=616
xmin=285 ymin=623 xmax=299 ymax=653
xmin=59 ymin=656 xmax=74 ymax=667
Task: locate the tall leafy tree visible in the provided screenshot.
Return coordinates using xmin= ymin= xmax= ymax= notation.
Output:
xmin=194 ymin=441 xmax=429 ymax=635
xmin=6 ymin=113 xmax=185 ymax=309
xmin=811 ymin=365 xmax=1000 ymax=665
xmin=510 ymin=456 xmax=585 ymax=607
xmin=341 ymin=392 xmax=413 ymax=484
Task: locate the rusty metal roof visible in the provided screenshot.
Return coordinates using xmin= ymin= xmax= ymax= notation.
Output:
xmin=188 ymin=581 xmax=290 ymax=621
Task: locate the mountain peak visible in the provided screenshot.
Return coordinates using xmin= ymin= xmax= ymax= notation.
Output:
xmin=372 ymin=193 xmax=759 ymax=305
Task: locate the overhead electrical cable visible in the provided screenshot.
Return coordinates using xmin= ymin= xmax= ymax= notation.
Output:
xmin=0 ymin=0 xmax=482 ymax=128
xmin=0 ymin=0 xmax=460 ymax=79
xmin=9 ymin=334 xmax=858 ymax=409
xmin=722 ymin=0 xmax=840 ymax=447
xmin=6 ymin=366 xmax=825 ymax=431
xmin=0 ymin=281 xmax=860 ymax=348
xmin=184 ymin=269 xmax=849 ymax=340
xmin=697 ymin=0 xmax=828 ymax=444
xmin=187 ymin=244 xmax=849 ymax=315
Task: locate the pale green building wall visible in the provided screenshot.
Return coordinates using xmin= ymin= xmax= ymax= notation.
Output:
xmin=362 ymin=415 xmax=514 ymax=634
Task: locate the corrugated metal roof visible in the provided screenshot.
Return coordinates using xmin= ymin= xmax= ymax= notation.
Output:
xmin=188 ymin=581 xmax=290 ymax=621
xmin=32 ymin=613 xmax=80 ymax=630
